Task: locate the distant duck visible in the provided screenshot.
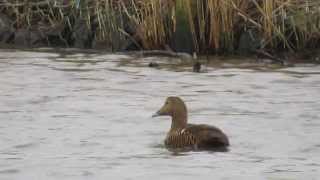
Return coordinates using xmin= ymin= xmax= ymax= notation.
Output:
xmin=148 ymin=62 xmax=159 ymax=68
xmin=152 ymin=97 xmax=229 ymax=151
xmin=193 ymin=61 xmax=201 ymax=72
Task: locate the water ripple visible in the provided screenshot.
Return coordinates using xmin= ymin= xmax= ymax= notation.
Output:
xmin=0 ymin=169 xmax=20 ymax=174
xmin=0 ymin=49 xmax=319 ymax=180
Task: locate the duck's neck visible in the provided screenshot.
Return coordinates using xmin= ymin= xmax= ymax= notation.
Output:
xmin=170 ymin=111 xmax=187 ymax=131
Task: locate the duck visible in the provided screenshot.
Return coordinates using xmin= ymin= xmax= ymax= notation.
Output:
xmin=148 ymin=62 xmax=159 ymax=68
xmin=152 ymin=97 xmax=229 ymax=151
xmin=193 ymin=61 xmax=201 ymax=72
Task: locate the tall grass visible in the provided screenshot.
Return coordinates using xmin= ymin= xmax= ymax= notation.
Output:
xmin=120 ymin=0 xmax=174 ymax=49
xmin=0 ymin=0 xmax=319 ymax=52
xmin=182 ymin=0 xmax=320 ymax=53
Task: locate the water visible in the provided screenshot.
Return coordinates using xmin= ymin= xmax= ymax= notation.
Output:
xmin=0 ymin=49 xmax=319 ymax=180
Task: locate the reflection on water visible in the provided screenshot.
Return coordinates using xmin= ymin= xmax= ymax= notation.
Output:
xmin=0 ymin=49 xmax=319 ymax=180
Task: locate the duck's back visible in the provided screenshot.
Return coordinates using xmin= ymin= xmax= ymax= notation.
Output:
xmin=186 ymin=124 xmax=229 ymax=149
xmin=165 ymin=123 xmax=229 ymax=151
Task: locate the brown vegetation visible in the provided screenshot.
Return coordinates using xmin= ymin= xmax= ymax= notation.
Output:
xmin=0 ymin=0 xmax=319 ymax=53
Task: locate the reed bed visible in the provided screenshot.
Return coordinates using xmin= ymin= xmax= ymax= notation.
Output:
xmin=0 ymin=0 xmax=319 ymax=53
xmin=182 ymin=0 xmax=320 ymax=53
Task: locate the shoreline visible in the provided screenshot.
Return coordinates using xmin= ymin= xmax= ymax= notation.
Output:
xmin=0 ymin=47 xmax=319 ymax=72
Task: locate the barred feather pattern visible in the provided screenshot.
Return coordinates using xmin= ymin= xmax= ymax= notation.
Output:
xmin=164 ymin=129 xmax=197 ymax=149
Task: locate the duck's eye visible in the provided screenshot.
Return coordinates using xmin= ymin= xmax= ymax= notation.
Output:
xmin=165 ymin=101 xmax=168 ymax=105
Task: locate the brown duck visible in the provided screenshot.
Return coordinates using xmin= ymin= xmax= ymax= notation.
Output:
xmin=153 ymin=97 xmax=229 ymax=151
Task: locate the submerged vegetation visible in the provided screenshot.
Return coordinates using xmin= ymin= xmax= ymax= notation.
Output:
xmin=0 ymin=0 xmax=319 ymax=54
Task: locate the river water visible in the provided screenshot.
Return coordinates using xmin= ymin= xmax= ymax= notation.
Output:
xmin=0 ymin=49 xmax=319 ymax=180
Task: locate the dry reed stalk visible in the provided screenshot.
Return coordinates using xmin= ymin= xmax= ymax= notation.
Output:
xmin=120 ymin=0 xmax=173 ymax=49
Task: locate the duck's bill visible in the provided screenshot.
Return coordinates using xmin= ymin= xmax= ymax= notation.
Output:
xmin=152 ymin=111 xmax=160 ymax=117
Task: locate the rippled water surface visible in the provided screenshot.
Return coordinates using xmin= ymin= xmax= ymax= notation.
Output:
xmin=0 ymin=49 xmax=320 ymax=180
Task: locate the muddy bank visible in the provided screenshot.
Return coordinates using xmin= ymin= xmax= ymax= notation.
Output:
xmin=1 ymin=47 xmax=318 ymax=74
xmin=0 ymin=12 xmax=95 ymax=49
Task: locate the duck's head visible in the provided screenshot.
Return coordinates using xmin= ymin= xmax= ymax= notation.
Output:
xmin=152 ymin=97 xmax=187 ymax=119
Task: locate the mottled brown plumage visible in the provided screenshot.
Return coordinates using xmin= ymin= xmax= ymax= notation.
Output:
xmin=153 ymin=97 xmax=229 ymax=151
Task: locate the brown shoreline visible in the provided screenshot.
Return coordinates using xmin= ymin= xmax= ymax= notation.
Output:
xmin=0 ymin=46 xmax=319 ymax=71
